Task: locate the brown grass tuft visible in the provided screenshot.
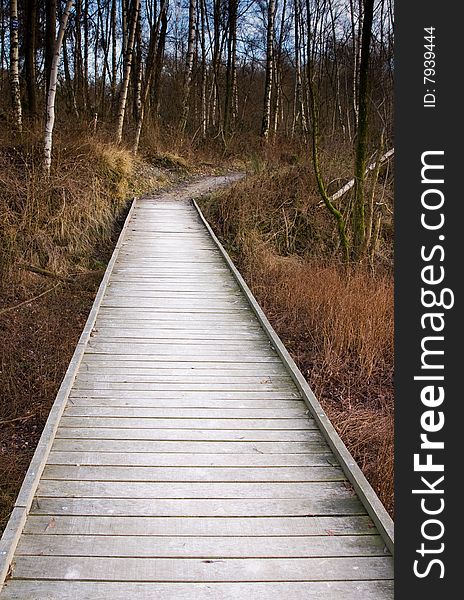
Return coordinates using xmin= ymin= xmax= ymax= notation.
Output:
xmin=0 ymin=134 xmax=138 ymax=283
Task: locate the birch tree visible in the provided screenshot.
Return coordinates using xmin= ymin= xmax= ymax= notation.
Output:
xmin=9 ymin=0 xmax=22 ymax=131
xmin=43 ymin=0 xmax=75 ymax=176
xmin=116 ymin=0 xmax=141 ymax=144
xmin=261 ymin=0 xmax=275 ymax=140
xmin=179 ymin=0 xmax=197 ymax=134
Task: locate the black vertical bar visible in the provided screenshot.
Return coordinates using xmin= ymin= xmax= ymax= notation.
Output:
xmin=396 ymin=1 xmax=461 ymax=597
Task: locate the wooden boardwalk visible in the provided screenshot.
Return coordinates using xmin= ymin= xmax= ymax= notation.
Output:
xmin=0 ymin=179 xmax=393 ymax=599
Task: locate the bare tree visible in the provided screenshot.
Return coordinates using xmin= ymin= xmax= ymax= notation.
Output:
xmin=116 ymin=0 xmax=141 ymax=144
xmin=352 ymin=0 xmax=375 ymax=259
xmin=24 ymin=0 xmax=38 ymax=119
xmin=9 ymin=0 xmax=22 ymax=131
xmin=261 ymin=0 xmax=275 ymax=140
xmin=179 ymin=0 xmax=197 ymax=134
xmin=224 ymin=0 xmax=238 ymax=136
xmin=133 ymin=0 xmax=169 ymax=154
xmin=44 ymin=0 xmax=75 ymax=176
xmin=45 ymin=0 xmax=57 ymax=92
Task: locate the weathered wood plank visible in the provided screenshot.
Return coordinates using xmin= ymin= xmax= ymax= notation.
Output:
xmin=58 ymin=417 xmax=313 ymax=429
xmin=63 ymin=407 xmax=307 ymax=419
xmin=69 ymin=390 xmax=300 ymax=399
xmin=23 ymin=514 xmax=372 ymax=536
xmin=30 ymin=497 xmax=366 ymax=517
xmin=11 ymin=555 xmax=393 ymax=582
xmin=78 ymin=361 xmax=286 ymax=371
xmin=50 ymin=439 xmax=330 ymax=454
xmin=73 ymin=376 xmax=293 ymax=386
xmin=89 ymin=330 xmax=266 ymax=340
xmin=47 ymin=452 xmax=337 ymax=467
xmin=42 ymin=465 xmax=344 ymax=482
xmin=16 ymin=534 xmax=386 ymax=558
xmin=0 ymin=580 xmax=395 ymax=600
xmin=37 ymin=480 xmax=355 ymax=500
xmin=55 ymin=428 xmax=321 ymax=442
xmin=72 ymin=382 xmax=296 ymax=392
xmin=68 ymin=398 xmax=302 ymax=409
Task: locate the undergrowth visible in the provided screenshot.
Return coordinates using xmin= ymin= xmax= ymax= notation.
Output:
xmin=0 ymin=131 xmax=167 ymax=283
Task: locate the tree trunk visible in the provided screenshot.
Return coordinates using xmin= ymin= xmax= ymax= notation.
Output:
xmin=111 ymin=0 xmax=117 ymax=107
xmin=224 ymin=0 xmax=237 ymax=136
xmin=44 ymin=0 xmax=75 ymax=176
xmin=9 ymin=0 xmax=22 ymax=131
xmin=24 ymin=0 xmax=38 ymax=119
xmin=133 ymin=0 xmax=169 ymax=155
xmin=199 ymin=0 xmax=207 ymax=139
xmin=352 ymin=0 xmax=375 ymax=259
xmin=116 ymin=0 xmax=141 ymax=144
xmin=152 ymin=2 xmax=168 ymax=116
xmin=261 ymin=0 xmax=275 ymax=140
xmin=179 ymin=0 xmax=197 ymax=134
xmin=45 ymin=0 xmax=57 ymax=92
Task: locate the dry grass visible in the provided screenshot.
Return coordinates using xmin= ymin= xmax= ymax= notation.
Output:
xmin=200 ymin=167 xmax=394 ymax=516
xmin=0 ymin=132 xmax=153 ymax=283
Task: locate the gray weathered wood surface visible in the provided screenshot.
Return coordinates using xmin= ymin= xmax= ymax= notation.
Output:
xmin=0 ymin=184 xmax=393 ymax=598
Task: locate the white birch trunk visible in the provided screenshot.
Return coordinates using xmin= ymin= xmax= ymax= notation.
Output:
xmin=116 ymin=0 xmax=141 ymax=144
xmin=179 ymin=0 xmax=197 ymax=134
xmin=43 ymin=0 xmax=75 ymax=176
xmin=9 ymin=0 xmax=22 ymax=132
xmin=261 ymin=0 xmax=275 ymax=140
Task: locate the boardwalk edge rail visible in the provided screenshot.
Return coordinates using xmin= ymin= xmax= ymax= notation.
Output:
xmin=0 ymin=198 xmax=138 ymax=589
xmin=193 ymin=198 xmax=394 ymax=556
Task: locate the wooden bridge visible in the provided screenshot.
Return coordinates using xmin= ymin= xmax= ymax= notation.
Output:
xmin=0 ymin=177 xmax=393 ymax=599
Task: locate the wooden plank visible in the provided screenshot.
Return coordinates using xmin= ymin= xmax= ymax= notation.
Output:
xmin=0 ymin=580 xmax=394 ymax=600
xmin=95 ymin=311 xmax=257 ymax=321
xmin=50 ymin=439 xmax=329 ymax=454
xmin=89 ymin=330 xmax=267 ymax=340
xmin=37 ymin=480 xmax=357 ymax=500
xmin=55 ymin=428 xmax=321 ymax=442
xmin=69 ymin=391 xmax=299 ymax=399
xmin=83 ymin=353 xmax=283 ymax=363
xmin=89 ymin=327 xmax=263 ymax=335
xmin=71 ymin=382 xmax=296 ymax=392
xmin=16 ymin=534 xmax=386 ymax=558
xmin=58 ymin=417 xmax=313 ymax=430
xmin=62 ymin=406 xmax=308 ymax=418
xmin=11 ymin=555 xmax=393 ymax=582
xmin=30 ymin=497 xmax=366 ymax=517
xmin=67 ymin=398 xmax=301 ymax=409
xmin=23 ymin=514 xmax=372 ymax=536
xmin=86 ymin=342 xmax=271 ymax=353
xmin=78 ymin=362 xmax=286 ymax=372
xmin=73 ymin=376 xmax=293 ymax=386
xmin=41 ymin=465 xmax=344 ymax=482
xmin=47 ymin=451 xmax=337 ymax=467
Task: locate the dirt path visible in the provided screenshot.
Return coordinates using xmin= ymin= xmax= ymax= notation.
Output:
xmin=145 ymin=172 xmax=245 ymax=202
